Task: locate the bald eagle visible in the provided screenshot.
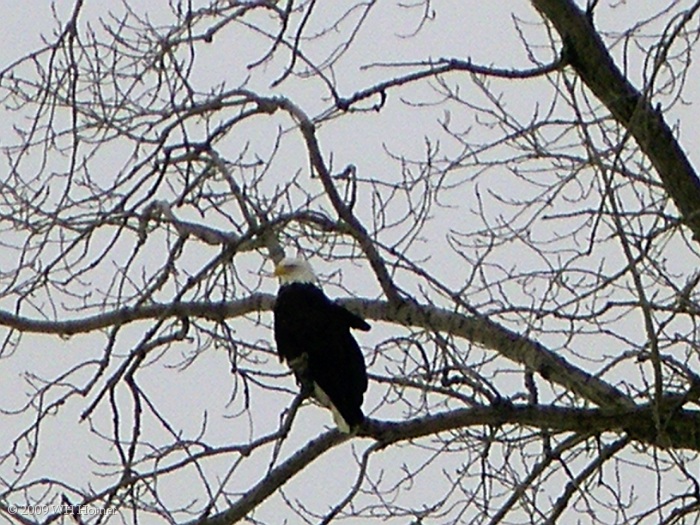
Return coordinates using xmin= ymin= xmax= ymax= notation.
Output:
xmin=274 ymin=257 xmax=370 ymax=433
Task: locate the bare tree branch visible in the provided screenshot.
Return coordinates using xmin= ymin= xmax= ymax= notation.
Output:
xmin=532 ymin=0 xmax=700 ymax=240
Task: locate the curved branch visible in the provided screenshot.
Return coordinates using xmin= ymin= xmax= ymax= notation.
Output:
xmin=357 ymin=404 xmax=700 ymax=450
xmin=0 ymin=295 xmax=275 ymax=336
xmin=546 ymin=437 xmax=630 ymax=524
xmin=344 ymin=297 xmax=633 ymax=410
xmin=270 ymin=97 xmax=403 ymax=304
xmin=336 ymin=55 xmax=565 ymax=111
xmin=531 ymin=0 xmax=700 ymax=240
xmin=0 ymin=294 xmax=631 ymax=410
xmin=185 ymin=431 xmax=348 ymax=525
xmin=188 ymin=403 xmax=700 ymax=524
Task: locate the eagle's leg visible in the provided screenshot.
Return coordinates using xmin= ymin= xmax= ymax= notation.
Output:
xmin=288 ymin=353 xmax=313 ymax=398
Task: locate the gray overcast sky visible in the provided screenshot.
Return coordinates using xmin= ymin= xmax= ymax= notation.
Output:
xmin=2 ymin=1 xmax=700 ymax=524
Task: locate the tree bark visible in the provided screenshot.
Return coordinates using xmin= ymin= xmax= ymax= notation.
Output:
xmin=531 ymin=0 xmax=700 ymax=239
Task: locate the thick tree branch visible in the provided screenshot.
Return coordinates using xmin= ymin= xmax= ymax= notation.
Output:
xmin=531 ymin=0 xmax=700 ymax=240
xmin=359 ymin=403 xmax=700 ymax=450
xmin=5 ymin=3 xmax=700 ymax=523
xmin=345 ymin=297 xmax=633 ymax=410
xmin=185 ymin=431 xmax=348 ymax=525
xmin=188 ymin=403 xmax=700 ymax=524
xmin=0 ymin=296 xmax=273 ymax=335
xmin=0 ymin=295 xmax=631 ymax=409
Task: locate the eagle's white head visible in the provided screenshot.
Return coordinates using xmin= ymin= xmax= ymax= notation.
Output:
xmin=274 ymin=257 xmax=318 ymax=285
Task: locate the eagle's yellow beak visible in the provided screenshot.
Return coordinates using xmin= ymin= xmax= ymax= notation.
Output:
xmin=274 ymin=263 xmax=289 ymax=277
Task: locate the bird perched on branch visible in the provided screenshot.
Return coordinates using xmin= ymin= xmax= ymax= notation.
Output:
xmin=273 ymin=257 xmax=370 ymax=433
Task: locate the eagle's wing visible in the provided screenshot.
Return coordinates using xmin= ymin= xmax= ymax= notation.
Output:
xmin=274 ymin=283 xmax=370 ymax=430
